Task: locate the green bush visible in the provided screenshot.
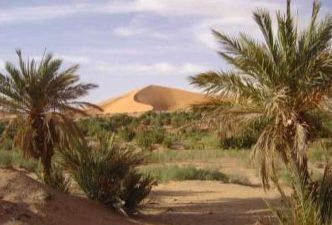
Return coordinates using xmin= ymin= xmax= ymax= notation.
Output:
xmin=136 ymin=131 xmax=155 ymax=150
xmin=38 ymin=164 xmax=71 ymax=193
xmin=61 ymin=135 xmax=155 ymax=214
xmin=78 ymin=115 xmax=137 ymax=137
xmin=120 ymin=170 xmax=156 ymax=213
xmin=118 ymin=126 xmax=136 ymax=142
xmin=219 ymin=134 xmax=256 ymax=149
xmin=266 ymin=164 xmax=332 ymax=225
xmin=142 ymin=164 xmax=229 ymax=182
xmin=162 ymin=135 xmax=175 ymax=149
xmin=0 ymin=149 xmax=38 ymax=171
xmin=136 ymin=127 xmax=165 ymax=150
xmin=219 ymin=119 xmax=268 ymax=149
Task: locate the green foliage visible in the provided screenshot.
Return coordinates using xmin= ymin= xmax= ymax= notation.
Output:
xmin=227 ymin=174 xmax=252 ymax=186
xmin=142 ymin=164 xmax=229 ymax=182
xmin=162 ymin=134 xmax=176 ymax=149
xmin=136 ymin=130 xmax=155 ymax=150
xmin=77 ymin=111 xmax=238 ymax=151
xmin=170 ymin=111 xmax=201 ymax=127
xmin=190 ymin=0 xmax=332 ymax=188
xmin=219 ymin=135 xmax=256 ymax=149
xmin=266 ymin=164 xmax=332 ymax=225
xmin=136 ymin=127 xmax=166 ymax=150
xmin=0 ymin=50 xmax=98 ymax=179
xmin=38 ymin=164 xmax=71 ymax=193
xmin=0 ymin=149 xmax=38 ymax=171
xmin=60 ymin=135 xmax=155 ymax=214
xmin=120 ymin=170 xmax=156 ymax=213
xmin=219 ymin=118 xmax=268 ymax=149
xmin=148 ymin=149 xmax=250 ymax=165
xmin=78 ymin=115 xmax=134 ymax=136
xmin=118 ymin=126 xmax=136 ymax=142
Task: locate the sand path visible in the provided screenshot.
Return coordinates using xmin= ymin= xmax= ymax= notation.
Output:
xmin=139 ymin=181 xmax=279 ymax=225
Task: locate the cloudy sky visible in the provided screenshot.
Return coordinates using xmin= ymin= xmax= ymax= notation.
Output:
xmin=0 ymin=0 xmax=331 ymax=102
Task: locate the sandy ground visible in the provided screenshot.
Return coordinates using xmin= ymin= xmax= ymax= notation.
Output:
xmin=0 ymin=158 xmax=281 ymax=225
xmin=88 ymin=85 xmax=207 ymax=115
xmin=139 ymin=181 xmax=280 ymax=225
xmin=0 ymin=168 xmax=137 ymax=225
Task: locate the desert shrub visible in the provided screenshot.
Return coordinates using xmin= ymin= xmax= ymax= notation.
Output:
xmin=138 ymin=112 xmax=154 ymax=126
xmin=170 ymin=112 xmax=192 ymax=127
xmin=142 ymin=164 xmax=229 ymax=182
xmin=78 ymin=118 xmax=111 ymax=136
xmin=265 ymin=164 xmax=332 ymax=225
xmin=162 ymin=134 xmax=176 ymax=149
xmin=183 ymin=134 xmax=205 ymax=150
xmin=227 ymin=174 xmax=252 ymax=186
xmin=1 ymin=138 xmax=13 ymax=151
xmin=157 ymin=113 xmax=172 ymax=126
xmin=0 ymin=149 xmax=38 ymax=171
xmin=219 ymin=134 xmax=256 ymax=149
xmin=61 ymin=135 xmax=155 ymax=214
xmin=149 ymin=127 xmax=165 ymax=144
xmin=78 ymin=115 xmax=136 ymax=137
xmin=0 ymin=121 xmax=7 ymax=136
xmin=136 ymin=127 xmax=165 ymax=150
xmin=118 ymin=126 xmax=136 ymax=142
xmin=219 ymin=119 xmax=267 ymax=149
xmin=38 ymin=164 xmax=71 ymax=193
xmin=136 ymin=131 xmax=155 ymax=150
xmin=120 ymin=170 xmax=156 ymax=213
xmin=110 ymin=114 xmax=135 ymax=129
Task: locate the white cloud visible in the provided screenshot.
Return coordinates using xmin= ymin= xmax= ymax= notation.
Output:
xmin=0 ymin=2 xmax=135 ymax=24
xmin=0 ymin=0 xmax=295 ymax=25
xmin=30 ymin=55 xmax=90 ymax=64
xmin=59 ymin=55 xmax=90 ymax=64
xmin=95 ymin=62 xmax=207 ymax=76
xmin=193 ymin=17 xmax=260 ymax=50
xmin=113 ymin=19 xmax=168 ymax=39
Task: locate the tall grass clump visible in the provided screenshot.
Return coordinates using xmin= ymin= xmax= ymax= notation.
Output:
xmin=118 ymin=126 xmax=136 ymax=142
xmin=0 ymin=149 xmax=38 ymax=172
xmin=142 ymin=164 xmax=229 ymax=182
xmin=264 ymin=163 xmax=332 ymax=225
xmin=136 ymin=127 xmax=165 ymax=150
xmin=61 ymin=135 xmax=156 ymax=214
xmin=37 ymin=163 xmax=71 ymax=193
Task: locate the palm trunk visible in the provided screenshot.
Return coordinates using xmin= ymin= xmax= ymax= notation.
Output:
xmin=33 ymin=116 xmax=54 ymax=182
xmin=290 ymin=150 xmax=311 ymax=187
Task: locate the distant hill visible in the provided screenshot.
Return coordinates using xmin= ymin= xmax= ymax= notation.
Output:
xmin=88 ymin=85 xmax=207 ymax=115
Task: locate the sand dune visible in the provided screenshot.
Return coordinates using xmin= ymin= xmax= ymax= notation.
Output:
xmin=90 ymin=85 xmax=207 ymax=115
xmin=0 ymin=168 xmax=137 ymax=225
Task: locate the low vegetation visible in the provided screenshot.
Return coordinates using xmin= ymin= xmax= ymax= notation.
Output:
xmin=141 ymin=164 xmax=253 ymax=186
xmin=142 ymin=164 xmax=229 ymax=183
xmin=60 ymin=135 xmax=156 ymax=214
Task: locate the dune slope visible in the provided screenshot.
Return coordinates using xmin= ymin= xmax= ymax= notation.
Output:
xmin=92 ymin=85 xmax=207 ymax=115
xmin=0 ymin=168 xmax=137 ymax=225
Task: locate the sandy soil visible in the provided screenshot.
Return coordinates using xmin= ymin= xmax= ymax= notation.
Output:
xmin=88 ymin=85 xmax=207 ymax=115
xmin=0 ymin=160 xmax=281 ymax=225
xmin=0 ymin=168 xmax=138 ymax=225
xmin=139 ymin=181 xmax=280 ymax=225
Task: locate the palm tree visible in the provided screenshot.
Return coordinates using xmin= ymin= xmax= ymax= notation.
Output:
xmin=0 ymin=50 xmax=99 ymax=180
xmin=190 ymin=0 xmax=332 ymax=188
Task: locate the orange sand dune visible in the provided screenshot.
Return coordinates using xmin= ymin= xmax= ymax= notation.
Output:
xmin=91 ymin=85 xmax=207 ymax=115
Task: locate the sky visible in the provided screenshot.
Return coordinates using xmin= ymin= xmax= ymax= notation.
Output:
xmin=0 ymin=0 xmax=331 ymax=102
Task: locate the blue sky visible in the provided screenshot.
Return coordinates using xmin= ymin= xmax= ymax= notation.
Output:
xmin=0 ymin=0 xmax=331 ymax=102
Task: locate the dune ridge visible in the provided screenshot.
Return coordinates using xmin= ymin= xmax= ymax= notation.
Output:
xmin=91 ymin=85 xmax=207 ymax=115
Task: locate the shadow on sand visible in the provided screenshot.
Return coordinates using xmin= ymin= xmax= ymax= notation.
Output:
xmin=138 ymin=190 xmax=280 ymax=225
